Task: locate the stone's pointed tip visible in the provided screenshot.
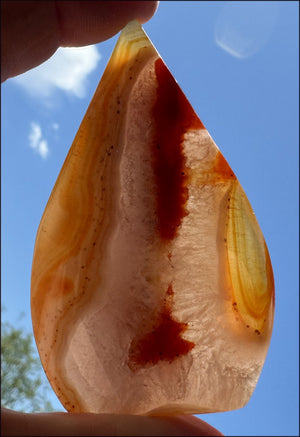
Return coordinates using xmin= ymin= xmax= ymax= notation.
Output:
xmin=124 ymin=19 xmax=143 ymax=30
xmin=111 ymin=17 xmax=157 ymax=66
xmin=120 ymin=19 xmax=145 ymax=40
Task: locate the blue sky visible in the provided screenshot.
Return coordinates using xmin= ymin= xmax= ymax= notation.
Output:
xmin=1 ymin=1 xmax=299 ymax=436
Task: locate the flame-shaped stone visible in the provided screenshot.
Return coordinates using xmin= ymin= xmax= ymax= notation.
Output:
xmin=31 ymin=20 xmax=274 ymax=415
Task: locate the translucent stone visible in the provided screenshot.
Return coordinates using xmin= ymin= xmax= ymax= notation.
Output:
xmin=31 ymin=20 xmax=274 ymax=415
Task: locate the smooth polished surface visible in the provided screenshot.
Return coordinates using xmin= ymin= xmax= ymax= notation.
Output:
xmin=31 ymin=20 xmax=274 ymax=415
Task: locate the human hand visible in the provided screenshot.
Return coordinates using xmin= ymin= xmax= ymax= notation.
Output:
xmin=1 ymin=1 xmax=223 ymax=435
xmin=1 ymin=0 xmax=159 ymax=82
xmin=1 ymin=407 xmax=223 ymax=436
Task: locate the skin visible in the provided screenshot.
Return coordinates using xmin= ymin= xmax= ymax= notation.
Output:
xmin=1 ymin=1 xmax=223 ymax=435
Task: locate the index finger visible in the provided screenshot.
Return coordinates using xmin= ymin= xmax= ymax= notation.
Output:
xmin=1 ymin=0 xmax=159 ymax=82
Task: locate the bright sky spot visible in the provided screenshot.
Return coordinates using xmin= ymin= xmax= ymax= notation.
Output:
xmin=52 ymin=122 xmax=59 ymax=131
xmin=12 ymin=45 xmax=101 ymax=99
xmin=28 ymin=122 xmax=49 ymax=159
xmin=214 ymin=1 xmax=280 ymax=59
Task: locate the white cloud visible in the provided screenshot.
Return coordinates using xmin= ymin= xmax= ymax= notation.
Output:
xmin=38 ymin=140 xmax=49 ymax=159
xmin=12 ymin=45 xmax=101 ymax=99
xmin=29 ymin=123 xmax=42 ymax=148
xmin=29 ymin=122 xmax=49 ymax=159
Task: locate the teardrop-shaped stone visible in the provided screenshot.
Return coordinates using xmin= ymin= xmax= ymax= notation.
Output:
xmin=31 ymin=20 xmax=274 ymax=415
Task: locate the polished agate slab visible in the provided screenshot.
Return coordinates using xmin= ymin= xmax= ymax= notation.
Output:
xmin=31 ymin=20 xmax=274 ymax=415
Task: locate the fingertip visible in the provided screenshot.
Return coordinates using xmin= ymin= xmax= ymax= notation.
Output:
xmin=134 ymin=1 xmax=160 ymax=24
xmin=1 ymin=0 xmax=159 ymax=81
xmin=175 ymin=415 xmax=225 ymax=436
xmin=55 ymin=1 xmax=159 ymax=47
